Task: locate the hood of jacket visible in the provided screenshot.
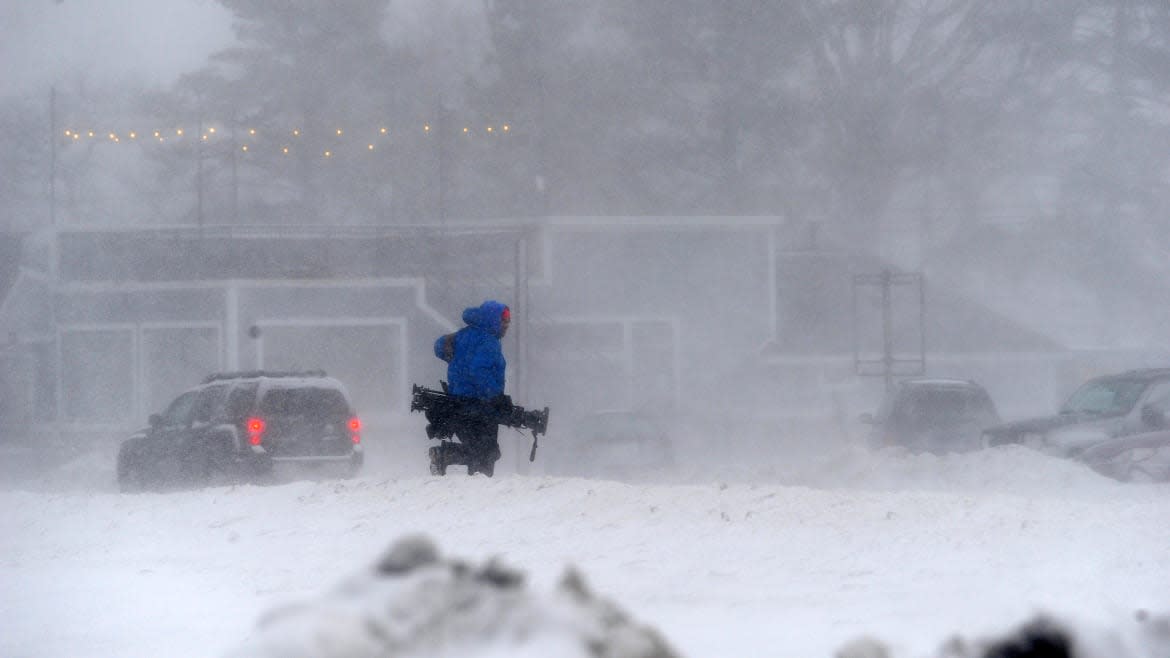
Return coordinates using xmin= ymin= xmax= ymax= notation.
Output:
xmin=462 ymin=300 xmax=508 ymax=337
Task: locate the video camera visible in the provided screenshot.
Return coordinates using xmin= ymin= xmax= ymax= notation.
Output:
xmin=410 ymin=383 xmax=550 ymax=461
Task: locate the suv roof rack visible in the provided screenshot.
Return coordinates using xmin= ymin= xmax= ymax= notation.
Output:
xmin=202 ymin=369 xmax=328 ymax=384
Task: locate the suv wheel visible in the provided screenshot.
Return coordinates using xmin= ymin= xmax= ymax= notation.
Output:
xmin=117 ymin=440 xmax=150 ymax=493
xmin=194 ymin=435 xmax=237 ymax=487
xmin=342 ymin=453 xmax=363 ymax=479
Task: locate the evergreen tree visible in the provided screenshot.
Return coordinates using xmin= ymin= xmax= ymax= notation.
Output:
xmin=1057 ymin=0 xmax=1170 ymax=249
xmin=787 ymin=0 xmax=1080 ymax=251
xmin=606 ymin=0 xmax=809 ymax=215
xmin=159 ymin=0 xmax=421 ymax=225
xmin=476 ymin=0 xmax=619 ymax=216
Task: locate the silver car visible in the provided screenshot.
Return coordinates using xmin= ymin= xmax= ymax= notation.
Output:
xmin=1077 ymin=429 xmax=1170 ymax=482
xmin=981 ymin=368 xmax=1170 ymax=458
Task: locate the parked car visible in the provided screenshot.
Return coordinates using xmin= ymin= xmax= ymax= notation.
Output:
xmin=116 ymin=370 xmax=363 ymax=491
xmin=860 ymin=378 xmax=1001 ymax=454
xmin=1076 ymin=429 xmax=1170 ymax=483
xmin=981 ymin=368 xmax=1170 ymax=458
xmin=544 ymin=410 xmax=674 ymax=479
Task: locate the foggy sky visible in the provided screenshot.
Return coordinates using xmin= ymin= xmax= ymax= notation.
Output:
xmin=0 ymin=0 xmax=234 ymax=97
xmin=0 ymin=0 xmax=489 ymax=99
xmin=3 ymin=0 xmax=1169 ymax=430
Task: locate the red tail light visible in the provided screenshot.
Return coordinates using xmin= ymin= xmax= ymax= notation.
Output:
xmin=349 ymin=416 xmax=362 ymax=444
xmin=247 ymin=417 xmax=265 ymax=446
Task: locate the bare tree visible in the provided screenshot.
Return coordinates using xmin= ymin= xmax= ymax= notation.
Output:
xmin=159 ymin=0 xmax=408 ymax=225
xmin=598 ymin=0 xmax=809 ymax=215
xmin=790 ymin=0 xmax=1080 ymax=251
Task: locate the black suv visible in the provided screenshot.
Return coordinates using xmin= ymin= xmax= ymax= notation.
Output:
xmin=981 ymin=368 xmax=1170 ymax=457
xmin=860 ymin=378 xmax=1001 ymax=454
xmin=117 ymin=370 xmax=363 ymax=491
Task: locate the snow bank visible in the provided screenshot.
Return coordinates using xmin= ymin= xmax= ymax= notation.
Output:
xmin=226 ymin=534 xmax=678 ymax=658
xmin=2 ymin=438 xmax=1168 ymax=657
xmin=227 ymin=534 xmax=1170 ymax=658
xmin=840 ymin=610 xmax=1170 ymax=658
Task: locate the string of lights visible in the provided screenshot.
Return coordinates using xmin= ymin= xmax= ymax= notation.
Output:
xmin=58 ymin=122 xmax=515 ymax=158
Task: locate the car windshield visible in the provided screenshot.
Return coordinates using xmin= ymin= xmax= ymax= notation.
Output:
xmin=259 ymin=387 xmax=349 ymax=417
xmin=1059 ymin=378 xmax=1148 ymax=416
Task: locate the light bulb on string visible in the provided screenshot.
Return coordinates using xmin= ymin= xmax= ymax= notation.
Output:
xmin=55 ymin=117 xmax=516 ymax=154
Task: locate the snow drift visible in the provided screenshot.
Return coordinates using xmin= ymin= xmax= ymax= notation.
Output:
xmin=226 ymin=534 xmax=678 ymax=658
xmin=2 ymin=437 xmax=1169 ymax=657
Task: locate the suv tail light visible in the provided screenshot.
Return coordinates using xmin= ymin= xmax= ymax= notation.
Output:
xmin=247 ymin=417 xmax=266 ymax=446
xmin=348 ymin=416 xmax=362 ymax=444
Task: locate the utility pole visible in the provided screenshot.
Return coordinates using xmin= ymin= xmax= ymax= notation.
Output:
xmin=533 ymin=5 xmax=550 ymax=219
xmin=230 ymin=119 xmax=240 ymax=223
xmin=514 ymin=233 xmax=530 ymax=402
xmin=196 ymin=117 xmax=204 ymax=229
xmin=436 ymin=102 xmax=449 ymax=223
xmin=48 ymin=86 xmax=61 ymax=430
xmin=49 ymin=86 xmax=57 ymax=227
xmin=513 ymin=232 xmax=531 ymax=474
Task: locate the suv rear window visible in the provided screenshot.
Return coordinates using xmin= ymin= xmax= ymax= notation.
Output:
xmin=192 ymin=384 xmax=231 ymax=423
xmin=896 ymin=387 xmax=994 ymax=422
xmin=259 ymin=387 xmax=350 ymax=417
xmin=226 ymin=383 xmax=258 ymax=418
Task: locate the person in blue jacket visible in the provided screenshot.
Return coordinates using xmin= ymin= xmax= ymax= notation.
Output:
xmin=429 ymin=300 xmax=511 ymax=476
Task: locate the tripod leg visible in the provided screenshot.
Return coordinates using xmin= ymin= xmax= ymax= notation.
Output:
xmin=428 ymin=445 xmax=447 ymax=476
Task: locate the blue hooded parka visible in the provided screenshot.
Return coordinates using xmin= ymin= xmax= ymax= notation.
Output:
xmin=433 ymin=300 xmax=508 ymax=399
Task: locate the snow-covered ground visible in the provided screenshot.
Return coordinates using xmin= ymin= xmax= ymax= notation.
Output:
xmin=1 ymin=432 xmax=1168 ymax=657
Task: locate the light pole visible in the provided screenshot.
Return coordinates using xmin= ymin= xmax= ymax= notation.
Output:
xmin=49 ymin=86 xmax=59 ymax=228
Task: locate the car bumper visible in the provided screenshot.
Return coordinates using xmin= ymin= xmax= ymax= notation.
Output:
xmin=245 ymin=446 xmax=363 ymax=472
